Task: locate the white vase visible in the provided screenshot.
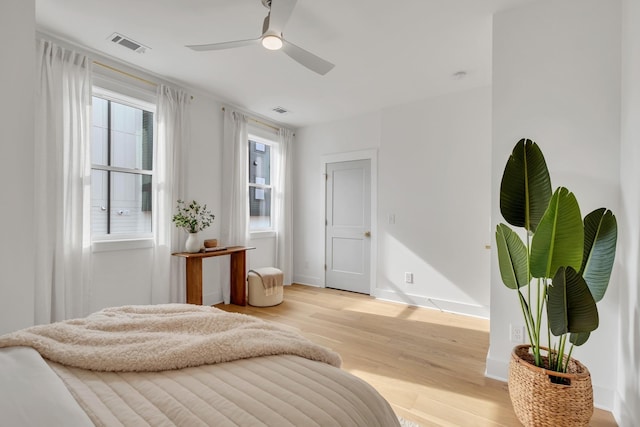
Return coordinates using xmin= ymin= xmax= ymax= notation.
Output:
xmin=185 ymin=232 xmax=201 ymax=253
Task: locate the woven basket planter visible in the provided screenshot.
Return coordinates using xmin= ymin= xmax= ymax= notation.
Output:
xmin=508 ymin=345 xmax=593 ymax=427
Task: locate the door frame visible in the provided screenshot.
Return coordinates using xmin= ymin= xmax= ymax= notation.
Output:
xmin=321 ymin=149 xmax=377 ymax=295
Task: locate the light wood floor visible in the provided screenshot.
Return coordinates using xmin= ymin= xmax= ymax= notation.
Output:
xmin=216 ymin=284 xmax=617 ymax=427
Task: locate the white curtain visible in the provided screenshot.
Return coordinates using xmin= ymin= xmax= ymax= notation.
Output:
xmin=34 ymin=40 xmax=92 ymax=323
xmin=220 ymin=109 xmax=249 ymax=303
xmin=274 ymin=128 xmax=294 ymax=285
xmin=151 ymin=85 xmax=190 ymax=304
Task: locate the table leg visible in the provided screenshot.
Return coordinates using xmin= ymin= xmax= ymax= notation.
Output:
xmin=185 ymin=257 xmax=203 ymax=305
xmin=230 ymin=250 xmax=247 ymax=306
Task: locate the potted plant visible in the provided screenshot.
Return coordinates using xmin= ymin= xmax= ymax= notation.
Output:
xmin=495 ymin=139 xmax=617 ymax=426
xmin=172 ymin=199 xmax=215 ymax=253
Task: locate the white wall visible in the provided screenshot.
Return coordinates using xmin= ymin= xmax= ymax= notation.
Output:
xmin=293 ymin=86 xmax=492 ymax=318
xmin=489 ymin=0 xmax=621 ymax=410
xmin=377 ymin=87 xmax=492 ymax=316
xmin=89 ymin=247 xmax=154 ymax=312
xmin=617 ymin=0 xmax=640 ymax=424
xmin=0 ymin=0 xmax=35 ymax=334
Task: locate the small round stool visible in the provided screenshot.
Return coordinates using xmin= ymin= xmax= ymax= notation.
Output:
xmin=248 ymin=269 xmax=284 ymax=307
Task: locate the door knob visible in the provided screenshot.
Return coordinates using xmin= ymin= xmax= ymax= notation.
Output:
xmin=364 ymin=231 xmax=371 ymax=237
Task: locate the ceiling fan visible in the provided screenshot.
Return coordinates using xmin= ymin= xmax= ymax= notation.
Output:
xmin=186 ymin=0 xmax=334 ymax=75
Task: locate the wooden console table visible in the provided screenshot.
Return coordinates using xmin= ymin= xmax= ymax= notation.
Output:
xmin=172 ymin=246 xmax=255 ymax=306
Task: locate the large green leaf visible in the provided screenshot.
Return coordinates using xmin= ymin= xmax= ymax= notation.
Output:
xmin=548 ymin=267 xmax=599 ymax=336
xmin=495 ymin=224 xmax=529 ymax=289
xmin=499 ymin=139 xmax=552 ymax=232
xmin=580 ymin=208 xmax=617 ymax=302
xmin=570 ymin=331 xmax=591 ymax=346
xmin=530 ymin=187 xmax=584 ymax=278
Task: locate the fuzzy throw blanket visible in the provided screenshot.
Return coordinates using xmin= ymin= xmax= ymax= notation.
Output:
xmin=249 ymin=267 xmax=283 ymax=296
xmin=0 ymin=304 xmax=341 ymax=372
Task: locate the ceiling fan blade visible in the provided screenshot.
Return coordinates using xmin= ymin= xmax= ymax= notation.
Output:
xmin=281 ymin=39 xmax=334 ymax=75
xmin=186 ymin=38 xmax=261 ymax=52
xmin=268 ymin=0 xmax=298 ymax=33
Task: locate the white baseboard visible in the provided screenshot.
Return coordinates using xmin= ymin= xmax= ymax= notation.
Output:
xmin=373 ymin=288 xmax=490 ymax=319
xmin=593 ymin=385 xmax=614 ymax=411
xmin=484 ymin=354 xmax=509 ymax=382
xmin=292 ymin=275 xmax=322 ymax=287
xmin=203 ymin=293 xmax=223 ymax=306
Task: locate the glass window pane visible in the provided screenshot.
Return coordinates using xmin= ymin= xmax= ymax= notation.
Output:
xmin=249 ymin=186 xmax=271 ymax=229
xmin=91 ymin=97 xmax=109 ymax=166
xmin=109 ymin=171 xmax=152 ymax=234
xmin=249 ymin=140 xmax=270 ymax=185
xmin=110 ymin=102 xmax=153 ymax=171
xmin=91 ymin=169 xmax=108 ymax=235
xmin=91 ymin=93 xmax=154 ymax=237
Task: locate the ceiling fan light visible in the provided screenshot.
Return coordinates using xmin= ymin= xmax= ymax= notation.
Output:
xmin=262 ymin=35 xmax=283 ymax=50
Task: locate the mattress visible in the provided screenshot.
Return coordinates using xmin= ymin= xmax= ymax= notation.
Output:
xmin=49 ymin=354 xmax=399 ymax=427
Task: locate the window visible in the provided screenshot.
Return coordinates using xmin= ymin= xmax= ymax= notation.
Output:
xmin=248 ymin=137 xmax=274 ymax=230
xmin=91 ymin=91 xmax=155 ymax=238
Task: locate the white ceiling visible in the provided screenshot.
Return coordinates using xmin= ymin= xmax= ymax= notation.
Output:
xmin=35 ymin=0 xmax=535 ymax=128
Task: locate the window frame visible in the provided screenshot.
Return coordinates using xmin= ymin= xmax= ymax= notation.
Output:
xmin=248 ymin=133 xmax=276 ymax=233
xmin=90 ymin=86 xmax=157 ymax=243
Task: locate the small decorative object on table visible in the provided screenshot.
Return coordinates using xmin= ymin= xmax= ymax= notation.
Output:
xmin=172 ymin=200 xmax=215 ymax=253
xmin=202 ymin=239 xmax=226 ymax=252
xmin=204 ymin=239 xmax=218 ymax=248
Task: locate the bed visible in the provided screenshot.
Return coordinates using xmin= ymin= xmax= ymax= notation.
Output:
xmin=0 ymin=304 xmax=401 ymax=427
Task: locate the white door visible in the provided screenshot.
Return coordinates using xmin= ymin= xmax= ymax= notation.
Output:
xmin=325 ymin=159 xmax=371 ymax=294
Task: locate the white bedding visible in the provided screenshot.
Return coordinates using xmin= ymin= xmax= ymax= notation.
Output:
xmin=0 ymin=305 xmax=400 ymax=427
xmin=0 ymin=347 xmax=93 ymax=427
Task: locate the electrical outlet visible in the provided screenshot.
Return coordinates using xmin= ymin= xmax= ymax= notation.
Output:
xmin=404 ymin=272 xmax=413 ymax=284
xmin=510 ymin=324 xmax=525 ymax=343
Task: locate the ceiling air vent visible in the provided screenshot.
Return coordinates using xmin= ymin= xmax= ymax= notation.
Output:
xmin=108 ymin=33 xmax=149 ymax=53
xmin=272 ymin=106 xmax=289 ymax=114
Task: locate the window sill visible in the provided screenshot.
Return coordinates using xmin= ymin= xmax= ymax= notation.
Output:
xmin=249 ymin=230 xmax=276 ymax=240
xmin=92 ymin=237 xmax=154 ymax=253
